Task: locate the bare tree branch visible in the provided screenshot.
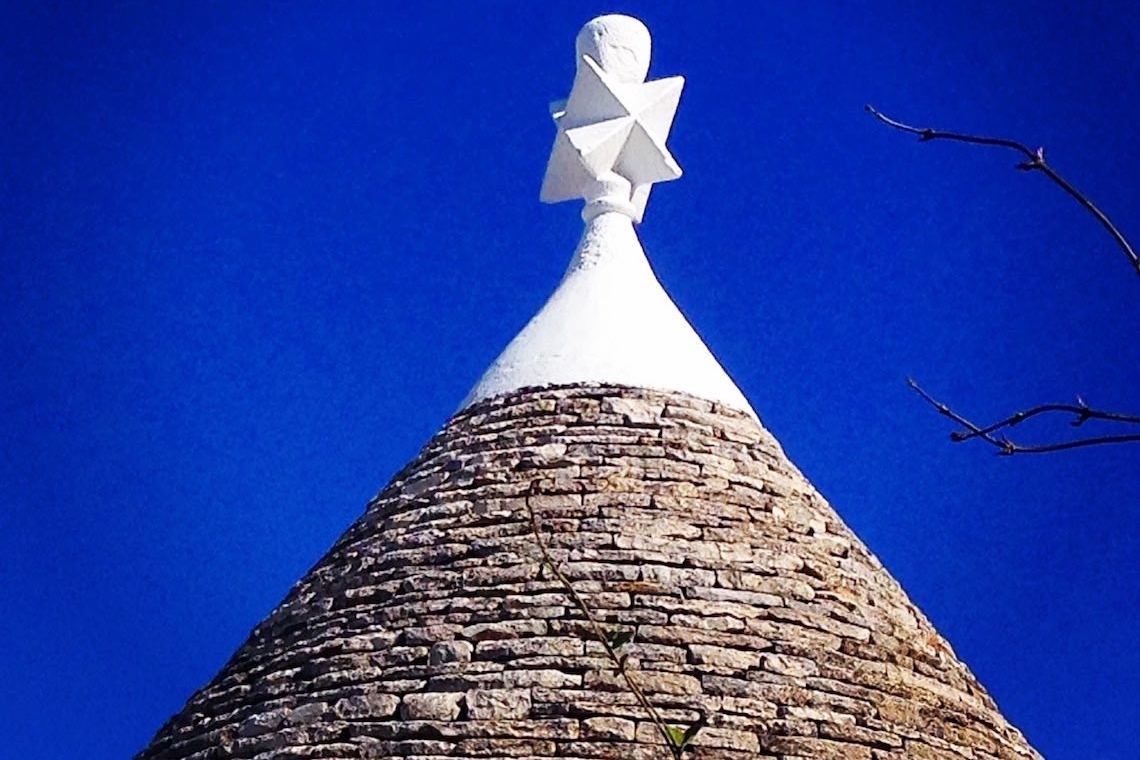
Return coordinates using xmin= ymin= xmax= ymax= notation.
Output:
xmin=867 ymin=105 xmax=1140 ymax=454
xmin=865 ymin=104 xmax=1140 ymax=276
xmin=907 ymin=378 xmax=1140 ymax=454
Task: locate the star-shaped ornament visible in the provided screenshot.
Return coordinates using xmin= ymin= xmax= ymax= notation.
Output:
xmin=540 ymin=54 xmax=683 ymax=222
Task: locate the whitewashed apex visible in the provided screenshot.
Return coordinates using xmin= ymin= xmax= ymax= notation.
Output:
xmin=461 ymin=15 xmax=757 ymax=420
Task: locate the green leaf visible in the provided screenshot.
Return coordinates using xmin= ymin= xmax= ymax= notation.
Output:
xmin=680 ymin=720 xmax=704 ymax=747
xmin=665 ymin=725 xmax=687 ymax=748
xmin=665 ymin=720 xmax=704 ymax=751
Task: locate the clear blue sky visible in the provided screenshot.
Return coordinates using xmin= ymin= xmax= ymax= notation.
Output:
xmin=3 ymin=2 xmax=1138 ymax=758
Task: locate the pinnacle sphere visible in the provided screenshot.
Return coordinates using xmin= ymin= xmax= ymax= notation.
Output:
xmin=575 ymin=14 xmax=651 ymax=83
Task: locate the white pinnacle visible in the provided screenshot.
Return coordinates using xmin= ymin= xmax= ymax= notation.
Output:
xmin=460 ymin=15 xmax=757 ymax=420
xmin=540 ymin=15 xmax=683 ymax=223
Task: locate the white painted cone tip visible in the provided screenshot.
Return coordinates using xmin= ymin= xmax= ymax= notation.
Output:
xmin=460 ymin=212 xmax=758 ymax=420
xmin=460 ymin=16 xmax=757 ymax=420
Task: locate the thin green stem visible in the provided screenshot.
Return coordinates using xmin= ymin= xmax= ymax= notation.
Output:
xmin=525 ymin=492 xmax=683 ymax=759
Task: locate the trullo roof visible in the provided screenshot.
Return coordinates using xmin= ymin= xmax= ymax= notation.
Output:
xmin=136 ymin=14 xmax=1040 ymax=760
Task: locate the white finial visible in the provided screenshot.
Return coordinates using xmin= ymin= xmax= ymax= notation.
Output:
xmin=540 ymin=15 xmax=684 ymax=223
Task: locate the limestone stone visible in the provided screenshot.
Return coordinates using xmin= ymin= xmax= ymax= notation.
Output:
xmin=582 ymin=715 xmax=636 ymax=740
xmin=333 ymin=692 xmax=400 ymax=720
xmin=430 ymin=640 xmax=474 ymax=665
xmin=695 ymin=726 xmax=763 ymax=751
xmin=689 ymin=644 xmax=762 ymax=671
xmin=285 ymin=701 xmax=326 ymax=725
xmin=586 ymin=668 xmax=702 ymax=695
xmin=235 ymin=708 xmax=286 ymax=737
xmin=465 ymin=688 xmax=532 ymax=720
xmin=462 ymin=619 xmax=547 ymax=641
xmin=762 ymin=652 xmax=821 ymax=679
xmin=611 ymin=397 xmax=668 ymax=425
xmin=400 ymin=692 xmax=464 ymax=721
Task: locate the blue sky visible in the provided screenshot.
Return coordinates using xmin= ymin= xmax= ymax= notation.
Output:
xmin=3 ymin=2 xmax=1138 ymax=757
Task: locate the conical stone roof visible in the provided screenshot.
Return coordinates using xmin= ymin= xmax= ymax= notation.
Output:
xmin=136 ymin=14 xmax=1041 ymax=760
xmin=138 ymin=385 xmax=1039 ymax=759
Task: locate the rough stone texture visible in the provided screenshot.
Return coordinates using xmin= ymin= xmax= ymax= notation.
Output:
xmin=136 ymin=384 xmax=1041 ymax=760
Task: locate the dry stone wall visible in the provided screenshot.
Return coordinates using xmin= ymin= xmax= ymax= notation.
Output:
xmin=137 ymin=384 xmax=1041 ymax=760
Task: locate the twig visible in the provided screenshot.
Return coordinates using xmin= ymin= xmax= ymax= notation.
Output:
xmin=524 ymin=493 xmax=685 ymax=759
xmin=865 ymin=105 xmax=1140 ymax=276
xmin=907 ymin=378 xmax=1140 ymax=454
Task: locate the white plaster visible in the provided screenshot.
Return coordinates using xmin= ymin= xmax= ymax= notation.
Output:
xmin=459 ymin=15 xmax=756 ymax=420
xmin=460 ymin=211 xmax=757 ymax=419
xmin=575 ymin=14 xmax=651 ymax=84
xmin=540 ymin=16 xmax=683 ymax=223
